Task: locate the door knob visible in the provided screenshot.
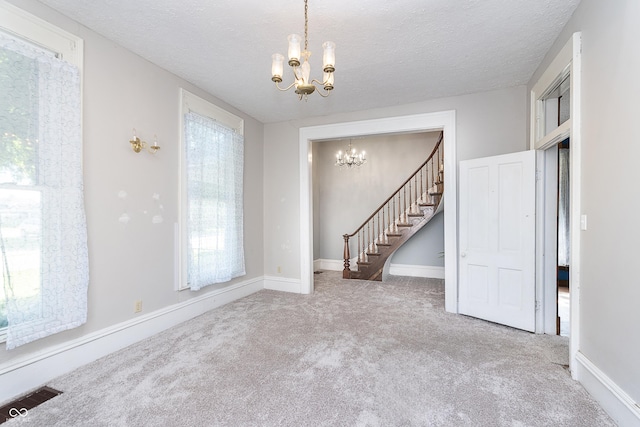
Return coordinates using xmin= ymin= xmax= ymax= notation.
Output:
xmin=461 ymin=252 xmax=467 ymax=258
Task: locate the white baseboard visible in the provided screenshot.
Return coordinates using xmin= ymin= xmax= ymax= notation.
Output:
xmin=314 ymin=259 xmax=347 ymax=272
xmin=263 ymin=276 xmax=302 ymax=293
xmin=575 ymin=351 xmax=640 ymax=426
xmin=0 ymin=276 xmax=264 ymax=405
xmin=389 ymin=264 xmax=445 ymax=279
xmin=314 ymin=259 xmax=444 ymax=279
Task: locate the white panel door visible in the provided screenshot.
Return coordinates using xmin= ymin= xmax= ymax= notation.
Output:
xmin=459 ymin=151 xmax=536 ymax=332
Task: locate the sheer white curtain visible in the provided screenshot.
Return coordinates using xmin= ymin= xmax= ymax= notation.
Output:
xmin=0 ymin=32 xmax=88 ymax=349
xmin=558 ymin=148 xmax=570 ymax=267
xmin=184 ymin=112 xmax=245 ymax=290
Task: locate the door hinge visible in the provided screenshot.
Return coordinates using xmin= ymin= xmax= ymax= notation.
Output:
xmin=535 ymin=301 xmax=541 ymax=311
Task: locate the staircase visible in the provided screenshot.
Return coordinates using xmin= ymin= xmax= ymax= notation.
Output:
xmin=342 ymin=132 xmax=444 ymax=281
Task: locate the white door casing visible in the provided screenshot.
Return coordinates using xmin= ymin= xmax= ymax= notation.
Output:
xmin=531 ymin=32 xmax=581 ymax=374
xmin=299 ymin=111 xmax=457 ymax=311
xmin=459 ymin=150 xmax=537 ymax=332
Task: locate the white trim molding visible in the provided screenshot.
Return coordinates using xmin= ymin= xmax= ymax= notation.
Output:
xmin=575 ymin=352 xmax=640 ymax=426
xmin=314 ymin=258 xmax=356 ymax=272
xmin=0 ymin=1 xmax=83 ymax=67
xmin=263 ymin=276 xmax=302 ymax=293
xmin=530 ymin=32 xmax=582 ymax=376
xmin=314 ymin=259 xmax=343 ymax=272
xmin=315 ymin=258 xmax=445 ymax=280
xmin=388 ymin=264 xmax=445 ymax=279
xmin=0 ymin=277 xmax=263 ymax=405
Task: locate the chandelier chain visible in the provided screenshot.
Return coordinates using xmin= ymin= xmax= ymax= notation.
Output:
xmin=304 ymin=0 xmax=309 ymax=52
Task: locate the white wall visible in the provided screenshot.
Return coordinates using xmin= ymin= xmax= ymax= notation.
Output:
xmin=528 ymin=0 xmax=640 ymax=419
xmin=264 ymin=85 xmax=527 ymax=279
xmin=312 ymin=132 xmax=440 ymax=262
xmin=392 ymin=211 xmax=444 ymax=267
xmin=1 ymin=0 xmax=264 ymax=366
xmin=263 ymin=122 xmax=299 ymax=278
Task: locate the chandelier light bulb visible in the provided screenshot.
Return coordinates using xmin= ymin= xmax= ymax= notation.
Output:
xmin=322 ymin=41 xmax=335 ymax=72
xmin=287 ymin=34 xmax=301 ymax=66
xmin=271 ymin=53 xmax=284 ymax=82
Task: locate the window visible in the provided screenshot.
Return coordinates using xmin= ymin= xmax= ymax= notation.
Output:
xmin=179 ymin=90 xmax=245 ymax=291
xmin=530 ymin=35 xmax=577 ymax=151
xmin=0 ymin=4 xmax=87 ymax=349
xmin=542 ymin=74 xmax=570 ymax=136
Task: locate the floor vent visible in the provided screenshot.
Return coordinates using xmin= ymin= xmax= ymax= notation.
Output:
xmin=0 ymin=386 xmax=62 ymax=424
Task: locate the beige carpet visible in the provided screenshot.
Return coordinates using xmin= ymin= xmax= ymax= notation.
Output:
xmin=6 ymin=271 xmax=613 ymax=426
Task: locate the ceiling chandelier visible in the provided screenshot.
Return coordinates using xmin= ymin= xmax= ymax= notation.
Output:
xmin=335 ymin=140 xmax=366 ymax=168
xmin=271 ymin=0 xmax=335 ymax=100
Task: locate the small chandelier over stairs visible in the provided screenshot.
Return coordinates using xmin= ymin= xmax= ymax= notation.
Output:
xmin=270 ymin=0 xmax=335 ymax=100
xmin=335 ymin=140 xmax=366 ymax=168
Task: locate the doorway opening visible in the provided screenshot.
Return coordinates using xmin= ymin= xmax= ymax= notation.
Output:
xmin=557 ymin=138 xmax=570 ymax=337
xmin=298 ymin=111 xmax=458 ymax=313
xmin=311 ymin=132 xmax=442 ymax=275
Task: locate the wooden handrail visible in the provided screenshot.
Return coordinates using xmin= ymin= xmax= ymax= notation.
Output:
xmin=342 ymin=131 xmax=443 ymax=279
xmin=345 ymin=131 xmax=443 ymax=239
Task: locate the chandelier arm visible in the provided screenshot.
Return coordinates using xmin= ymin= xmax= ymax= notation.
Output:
xmin=310 ymin=80 xmax=331 ymax=97
xmin=275 ymin=81 xmax=298 ymax=92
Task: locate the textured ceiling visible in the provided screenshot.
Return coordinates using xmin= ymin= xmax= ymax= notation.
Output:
xmin=36 ymin=0 xmax=580 ymax=123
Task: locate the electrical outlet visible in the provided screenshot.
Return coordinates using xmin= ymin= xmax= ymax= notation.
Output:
xmin=134 ymin=300 xmax=142 ymax=313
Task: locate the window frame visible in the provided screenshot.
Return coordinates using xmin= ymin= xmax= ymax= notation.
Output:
xmin=177 ymin=89 xmax=243 ymax=291
xmin=0 ymin=2 xmax=83 ymax=344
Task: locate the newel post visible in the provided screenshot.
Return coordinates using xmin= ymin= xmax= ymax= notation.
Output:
xmin=342 ymin=234 xmax=351 ymax=279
